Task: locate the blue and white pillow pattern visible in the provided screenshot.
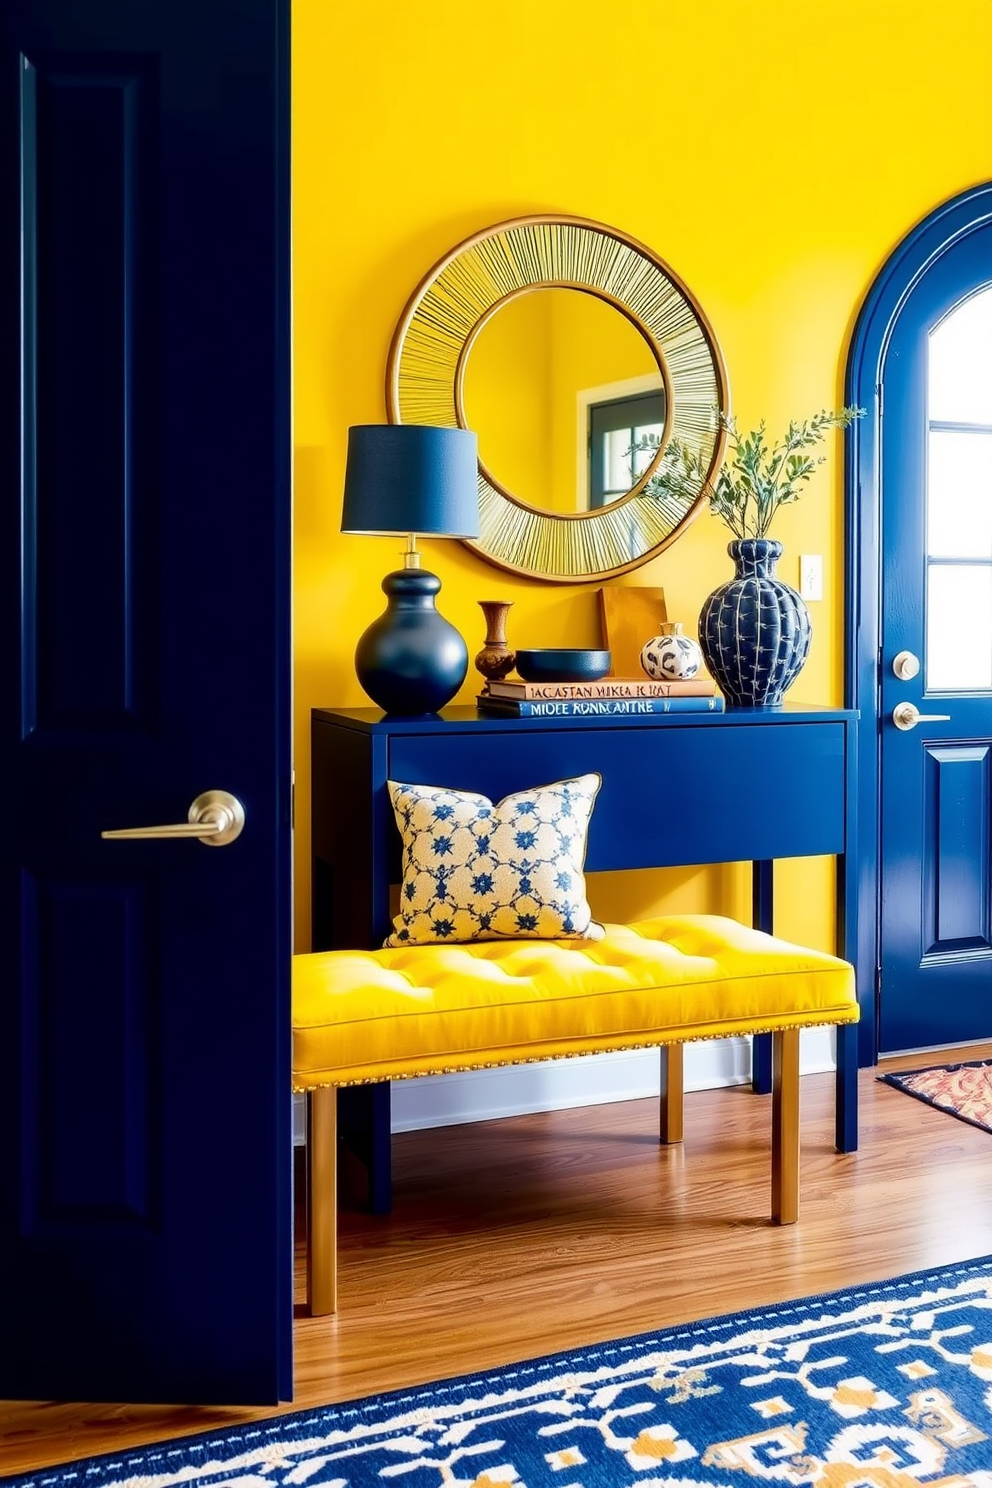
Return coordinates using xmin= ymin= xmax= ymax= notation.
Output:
xmin=385 ymin=773 xmax=604 ymax=946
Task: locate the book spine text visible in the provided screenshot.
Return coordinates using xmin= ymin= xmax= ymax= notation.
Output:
xmin=479 ymin=696 xmax=724 ymax=717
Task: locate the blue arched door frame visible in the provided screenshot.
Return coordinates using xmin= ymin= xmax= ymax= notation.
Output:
xmin=845 ymin=181 xmax=992 ymax=1065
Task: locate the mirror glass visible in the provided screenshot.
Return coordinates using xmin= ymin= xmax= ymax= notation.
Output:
xmin=461 ymin=288 xmax=666 ymax=515
xmin=387 ymin=215 xmax=728 ymax=582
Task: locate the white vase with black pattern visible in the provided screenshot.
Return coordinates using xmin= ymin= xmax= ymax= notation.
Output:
xmin=640 ymin=621 xmax=703 ymax=681
xmin=698 ymin=538 xmax=811 ymax=707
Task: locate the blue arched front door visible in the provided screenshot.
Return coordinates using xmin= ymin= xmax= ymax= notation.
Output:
xmin=848 ymin=187 xmax=992 ymax=1057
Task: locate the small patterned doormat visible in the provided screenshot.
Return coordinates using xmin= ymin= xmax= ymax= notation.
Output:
xmin=878 ymin=1058 xmax=992 ymax=1134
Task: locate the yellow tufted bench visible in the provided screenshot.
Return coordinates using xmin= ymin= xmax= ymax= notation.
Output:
xmin=293 ymin=914 xmax=859 ymax=1314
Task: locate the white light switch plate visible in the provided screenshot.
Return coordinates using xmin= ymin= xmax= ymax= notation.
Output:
xmin=799 ymin=554 xmax=823 ymax=601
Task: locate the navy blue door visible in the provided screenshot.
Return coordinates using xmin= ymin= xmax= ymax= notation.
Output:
xmin=880 ymin=222 xmax=992 ymax=1052
xmin=0 ymin=0 xmax=292 ymax=1402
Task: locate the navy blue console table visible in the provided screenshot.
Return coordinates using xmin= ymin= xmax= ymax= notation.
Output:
xmin=311 ymin=703 xmax=861 ymax=1208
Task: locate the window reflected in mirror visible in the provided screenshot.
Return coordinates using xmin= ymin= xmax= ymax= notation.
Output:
xmin=589 ymin=389 xmax=665 ymax=508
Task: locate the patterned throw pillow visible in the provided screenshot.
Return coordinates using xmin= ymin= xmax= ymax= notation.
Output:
xmin=385 ymin=773 xmax=604 ymax=946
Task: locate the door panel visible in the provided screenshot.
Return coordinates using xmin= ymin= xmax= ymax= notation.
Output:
xmin=27 ymin=52 xmax=159 ymax=732
xmin=880 ymin=223 xmax=992 ymax=1052
xmin=21 ymin=871 xmax=160 ymax=1227
xmin=924 ymin=745 xmax=991 ymax=951
xmin=1 ymin=0 xmax=292 ymax=1403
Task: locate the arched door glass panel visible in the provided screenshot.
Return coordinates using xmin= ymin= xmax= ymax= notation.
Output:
xmin=927 ymin=286 xmax=992 ymax=690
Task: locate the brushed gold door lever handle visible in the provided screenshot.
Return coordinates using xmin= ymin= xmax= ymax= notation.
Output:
xmin=892 ymin=702 xmax=952 ymax=732
xmin=102 ymin=790 xmax=245 ymax=846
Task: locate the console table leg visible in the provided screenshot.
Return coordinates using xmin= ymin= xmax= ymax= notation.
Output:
xmin=752 ymin=859 xmax=774 ymax=1094
xmin=752 ymin=1034 xmax=773 ymax=1096
xmin=835 ymin=1021 xmax=859 ymax=1153
xmin=368 ymin=1081 xmax=393 ymax=1214
xmin=337 ymin=1082 xmax=393 ymax=1213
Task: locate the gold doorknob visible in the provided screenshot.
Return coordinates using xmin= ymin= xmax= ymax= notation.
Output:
xmin=102 ymin=790 xmax=245 ymax=846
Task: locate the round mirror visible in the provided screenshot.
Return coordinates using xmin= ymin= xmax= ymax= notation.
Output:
xmin=460 ymin=287 xmax=667 ymax=515
xmin=387 ymin=215 xmax=729 ymax=583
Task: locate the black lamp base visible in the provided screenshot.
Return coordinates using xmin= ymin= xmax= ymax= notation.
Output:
xmin=355 ymin=567 xmax=468 ymax=715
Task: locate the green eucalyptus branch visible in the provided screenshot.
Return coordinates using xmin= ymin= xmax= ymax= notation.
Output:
xmin=631 ymin=406 xmax=865 ymax=540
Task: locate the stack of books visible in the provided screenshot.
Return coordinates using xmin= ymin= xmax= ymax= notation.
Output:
xmin=476 ymin=676 xmax=724 ymax=718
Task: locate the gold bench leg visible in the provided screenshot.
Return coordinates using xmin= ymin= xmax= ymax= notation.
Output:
xmin=771 ymin=1028 xmax=800 ymax=1224
xmin=307 ymin=1086 xmax=338 ymax=1315
xmin=659 ymin=1043 xmax=684 ymax=1144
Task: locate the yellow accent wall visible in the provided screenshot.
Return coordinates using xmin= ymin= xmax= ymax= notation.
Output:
xmin=461 ymin=290 xmax=555 ymax=508
xmin=293 ymin=0 xmax=992 ymax=955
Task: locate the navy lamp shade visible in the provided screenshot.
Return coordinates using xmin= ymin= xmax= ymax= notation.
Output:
xmin=341 ymin=424 xmax=480 ymax=715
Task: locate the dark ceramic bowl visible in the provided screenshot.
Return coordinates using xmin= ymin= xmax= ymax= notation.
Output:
xmin=514 ymin=648 xmax=612 ymax=683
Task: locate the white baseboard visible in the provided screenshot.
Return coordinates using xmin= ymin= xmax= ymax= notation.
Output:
xmin=291 ymin=1028 xmax=837 ymax=1144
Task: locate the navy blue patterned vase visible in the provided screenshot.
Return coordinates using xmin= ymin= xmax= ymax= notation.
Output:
xmin=698 ymin=538 xmax=811 ymax=708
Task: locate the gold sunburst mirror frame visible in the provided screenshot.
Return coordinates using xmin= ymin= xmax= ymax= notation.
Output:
xmin=386 ymin=214 xmax=730 ymax=583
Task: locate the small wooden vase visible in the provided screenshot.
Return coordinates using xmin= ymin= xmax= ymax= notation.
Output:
xmin=475 ymin=600 xmax=516 ymax=681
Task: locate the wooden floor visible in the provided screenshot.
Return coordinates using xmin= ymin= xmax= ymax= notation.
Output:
xmin=5 ymin=1048 xmax=992 ymax=1476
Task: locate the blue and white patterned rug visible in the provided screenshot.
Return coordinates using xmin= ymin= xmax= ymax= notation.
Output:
xmin=9 ymin=1256 xmax=992 ymax=1487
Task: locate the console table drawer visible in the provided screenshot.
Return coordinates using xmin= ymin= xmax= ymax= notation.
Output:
xmin=387 ymin=720 xmax=847 ymax=870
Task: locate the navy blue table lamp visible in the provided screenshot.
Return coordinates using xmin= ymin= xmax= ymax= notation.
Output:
xmin=341 ymin=424 xmax=480 ymax=715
